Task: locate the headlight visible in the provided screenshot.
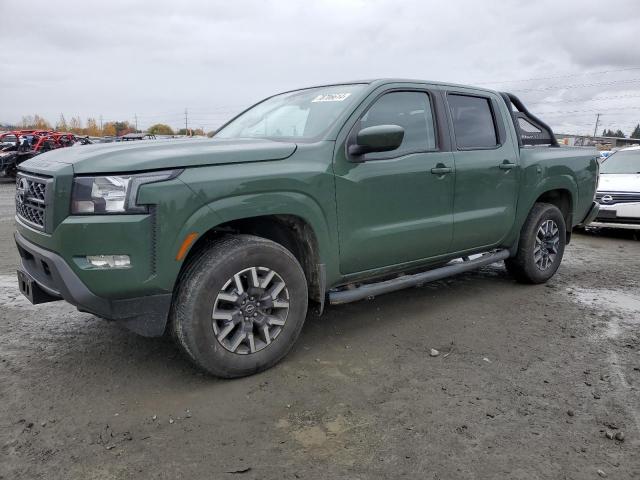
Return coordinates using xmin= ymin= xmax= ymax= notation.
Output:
xmin=71 ymin=170 xmax=180 ymax=214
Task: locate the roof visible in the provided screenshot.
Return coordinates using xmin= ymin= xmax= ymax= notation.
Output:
xmin=367 ymin=78 xmax=496 ymax=92
xmin=275 ymin=78 xmax=500 ymax=97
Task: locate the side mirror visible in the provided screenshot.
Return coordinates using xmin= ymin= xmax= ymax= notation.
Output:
xmin=348 ymin=125 xmax=404 ymax=159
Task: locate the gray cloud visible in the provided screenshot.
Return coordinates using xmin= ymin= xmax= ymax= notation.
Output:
xmin=1 ymin=0 xmax=639 ymax=136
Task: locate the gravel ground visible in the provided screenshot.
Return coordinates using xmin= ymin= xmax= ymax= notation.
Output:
xmin=0 ymin=180 xmax=639 ymax=479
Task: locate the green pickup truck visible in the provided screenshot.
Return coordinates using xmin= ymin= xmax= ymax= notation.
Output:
xmin=15 ymin=79 xmax=599 ymax=377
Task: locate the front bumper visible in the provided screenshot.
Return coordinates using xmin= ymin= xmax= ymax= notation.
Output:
xmin=589 ymin=221 xmax=640 ymax=230
xmin=15 ymin=231 xmax=172 ymax=336
xmin=590 ymin=201 xmax=640 ymax=230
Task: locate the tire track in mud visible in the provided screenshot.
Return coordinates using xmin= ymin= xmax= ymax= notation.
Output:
xmin=570 ymin=287 xmax=640 ymax=438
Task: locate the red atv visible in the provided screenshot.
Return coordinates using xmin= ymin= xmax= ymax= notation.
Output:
xmin=0 ymin=130 xmax=86 ymax=178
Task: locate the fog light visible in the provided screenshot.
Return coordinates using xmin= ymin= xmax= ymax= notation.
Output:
xmin=86 ymin=255 xmax=131 ymax=269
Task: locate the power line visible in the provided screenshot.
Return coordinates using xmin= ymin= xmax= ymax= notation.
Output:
xmin=474 ymin=65 xmax=640 ymax=85
xmin=541 ymin=113 xmax=640 ymax=121
xmin=132 ymin=107 xmax=242 ymax=118
xmin=513 ymin=77 xmax=640 ymax=93
xmin=534 ymin=106 xmax=640 ymax=115
xmin=526 ymin=93 xmax=640 ymax=105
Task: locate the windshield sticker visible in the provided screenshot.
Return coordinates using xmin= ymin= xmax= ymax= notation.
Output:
xmin=311 ymin=93 xmax=352 ymax=103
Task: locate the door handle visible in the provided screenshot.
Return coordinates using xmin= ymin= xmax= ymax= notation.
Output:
xmin=499 ymin=161 xmax=516 ymax=170
xmin=431 ymin=165 xmax=452 ymax=175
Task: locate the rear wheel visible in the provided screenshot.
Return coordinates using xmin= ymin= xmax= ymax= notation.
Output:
xmin=171 ymin=235 xmax=308 ymax=378
xmin=505 ymin=203 xmax=566 ymax=284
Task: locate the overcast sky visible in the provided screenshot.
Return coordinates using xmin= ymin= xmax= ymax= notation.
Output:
xmin=2 ymin=0 xmax=640 ymax=135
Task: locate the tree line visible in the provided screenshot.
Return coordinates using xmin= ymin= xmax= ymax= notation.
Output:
xmin=11 ymin=115 xmax=206 ymax=137
xmin=146 ymin=124 xmax=206 ymax=136
xmin=13 ymin=113 xmax=639 ymax=139
xmin=602 ymin=124 xmax=640 ymax=139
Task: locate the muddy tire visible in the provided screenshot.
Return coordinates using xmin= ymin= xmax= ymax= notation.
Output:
xmin=505 ymin=203 xmax=566 ymax=284
xmin=170 ymin=235 xmax=308 ymax=378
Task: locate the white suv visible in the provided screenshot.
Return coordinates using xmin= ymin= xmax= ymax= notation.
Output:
xmin=593 ymin=145 xmax=640 ymax=229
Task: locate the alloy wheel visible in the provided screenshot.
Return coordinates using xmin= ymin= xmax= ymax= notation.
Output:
xmin=212 ymin=266 xmax=290 ymax=354
xmin=534 ymin=219 xmax=560 ymax=271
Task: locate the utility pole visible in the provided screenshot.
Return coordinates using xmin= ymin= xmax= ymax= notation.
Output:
xmin=593 ymin=113 xmax=601 ymax=138
xmin=99 ymin=115 xmax=103 ymax=135
xmin=134 ymin=114 xmax=138 ymax=132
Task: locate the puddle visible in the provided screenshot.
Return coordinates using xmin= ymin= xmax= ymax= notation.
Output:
xmin=569 ymin=287 xmax=640 ymax=338
xmin=570 ymin=288 xmax=640 ymax=317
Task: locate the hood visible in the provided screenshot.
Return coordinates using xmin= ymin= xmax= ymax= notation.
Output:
xmin=19 ymin=137 xmax=297 ymax=175
xmin=598 ymin=173 xmax=640 ymax=193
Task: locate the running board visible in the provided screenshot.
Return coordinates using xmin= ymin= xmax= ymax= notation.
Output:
xmin=328 ymin=249 xmax=511 ymax=305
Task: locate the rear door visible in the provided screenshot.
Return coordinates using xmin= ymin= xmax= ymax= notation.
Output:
xmin=445 ymin=91 xmax=519 ymax=251
xmin=333 ymin=87 xmax=455 ymax=274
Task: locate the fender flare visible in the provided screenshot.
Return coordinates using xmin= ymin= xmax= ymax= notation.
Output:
xmin=520 ymin=174 xmax=578 ymax=221
xmin=168 ymin=191 xmax=337 ymax=287
xmin=508 ymin=173 xmax=578 ymax=253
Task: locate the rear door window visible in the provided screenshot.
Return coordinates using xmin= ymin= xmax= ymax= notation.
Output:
xmin=448 ymin=94 xmax=499 ymax=149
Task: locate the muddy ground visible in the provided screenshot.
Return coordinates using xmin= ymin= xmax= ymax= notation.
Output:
xmin=0 ymin=180 xmax=639 ymax=479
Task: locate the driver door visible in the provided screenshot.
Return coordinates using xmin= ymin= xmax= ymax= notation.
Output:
xmin=333 ymin=89 xmax=455 ymax=274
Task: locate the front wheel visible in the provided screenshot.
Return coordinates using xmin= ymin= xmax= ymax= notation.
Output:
xmin=170 ymin=235 xmax=308 ymax=378
xmin=505 ymin=203 xmax=566 ymax=284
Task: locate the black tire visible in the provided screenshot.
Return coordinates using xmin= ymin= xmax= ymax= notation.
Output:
xmin=505 ymin=203 xmax=566 ymax=284
xmin=170 ymin=235 xmax=308 ymax=378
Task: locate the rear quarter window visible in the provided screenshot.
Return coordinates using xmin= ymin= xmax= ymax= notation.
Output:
xmin=448 ymin=94 xmax=499 ymax=150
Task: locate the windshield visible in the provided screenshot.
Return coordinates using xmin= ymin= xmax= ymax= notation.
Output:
xmin=601 ymin=149 xmax=640 ymax=174
xmin=216 ymin=84 xmax=366 ymax=141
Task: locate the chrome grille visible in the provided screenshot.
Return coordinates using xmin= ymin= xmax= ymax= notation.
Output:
xmin=15 ymin=173 xmax=48 ymax=229
xmin=596 ymin=191 xmax=640 ymax=205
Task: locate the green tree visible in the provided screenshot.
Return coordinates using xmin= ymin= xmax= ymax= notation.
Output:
xmin=631 ymin=124 xmax=640 ymax=139
xmin=148 ymin=123 xmax=175 ymax=135
xmin=602 ymin=128 xmax=625 ymax=138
